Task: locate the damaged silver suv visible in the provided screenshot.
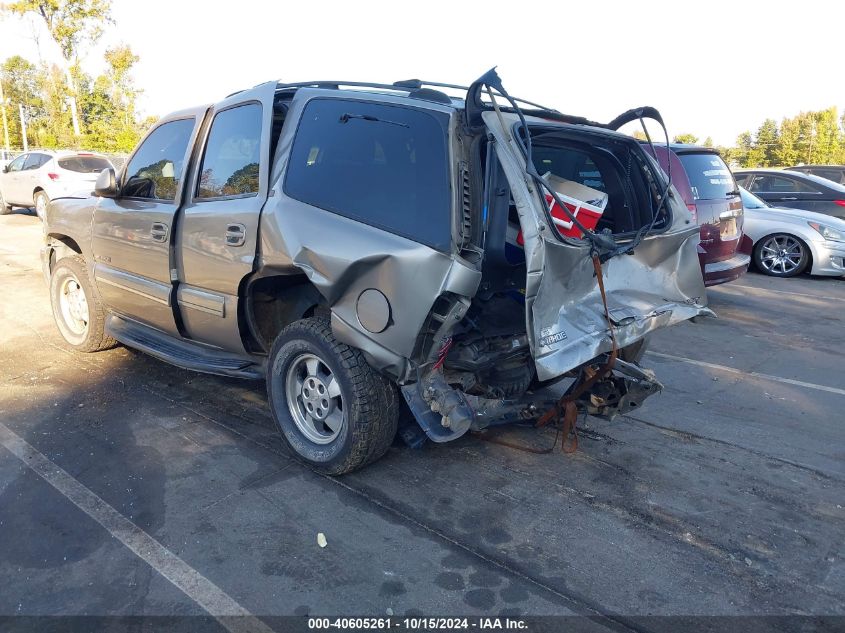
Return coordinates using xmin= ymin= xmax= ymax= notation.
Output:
xmin=41 ymin=69 xmax=709 ymax=474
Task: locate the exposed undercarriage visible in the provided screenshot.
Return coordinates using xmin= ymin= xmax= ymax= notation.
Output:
xmin=401 ymin=289 xmax=664 ymax=444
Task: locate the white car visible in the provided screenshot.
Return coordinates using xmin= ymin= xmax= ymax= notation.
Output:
xmin=0 ymin=150 xmax=113 ymax=219
xmin=740 ymin=187 xmax=845 ymax=277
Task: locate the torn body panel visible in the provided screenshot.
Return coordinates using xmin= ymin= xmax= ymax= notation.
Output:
xmin=482 ymin=110 xmax=711 ymax=381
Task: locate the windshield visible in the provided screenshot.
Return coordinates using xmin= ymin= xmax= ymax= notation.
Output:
xmin=677 ymin=152 xmax=735 ymax=200
xmin=739 ymin=187 xmax=768 ymax=209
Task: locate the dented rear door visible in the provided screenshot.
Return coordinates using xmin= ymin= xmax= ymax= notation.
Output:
xmin=482 ymin=111 xmax=710 ymax=381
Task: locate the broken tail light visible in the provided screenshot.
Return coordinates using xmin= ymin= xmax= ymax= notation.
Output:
xmin=687 ymin=203 xmax=698 ymax=223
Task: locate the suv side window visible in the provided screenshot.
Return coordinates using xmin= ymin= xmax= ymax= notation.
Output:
xmin=196 ymin=103 xmax=262 ymax=199
xmin=751 ymin=175 xmax=818 ymax=193
xmin=123 ymin=118 xmax=195 ymax=201
xmin=812 ymin=169 xmax=841 ymax=183
xmin=23 ymin=153 xmax=48 ymax=170
xmin=7 ymin=154 xmax=27 ymax=172
xmin=284 ymin=98 xmax=451 ymax=252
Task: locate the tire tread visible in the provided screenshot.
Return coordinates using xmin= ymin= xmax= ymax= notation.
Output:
xmin=268 ymin=317 xmax=398 ymax=475
xmin=52 ymin=256 xmax=117 ymax=352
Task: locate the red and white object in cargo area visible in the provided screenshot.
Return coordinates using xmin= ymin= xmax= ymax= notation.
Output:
xmin=518 ymin=173 xmax=608 ymax=243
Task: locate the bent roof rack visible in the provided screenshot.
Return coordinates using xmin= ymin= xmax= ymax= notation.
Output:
xmin=273 ymin=79 xmax=560 ymax=113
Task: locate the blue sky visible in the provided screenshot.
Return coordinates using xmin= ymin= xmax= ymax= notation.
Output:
xmin=1 ymin=0 xmax=842 ymax=146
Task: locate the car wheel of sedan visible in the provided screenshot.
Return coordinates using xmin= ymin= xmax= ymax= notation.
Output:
xmin=0 ymin=188 xmax=11 ymax=215
xmin=34 ymin=191 xmax=49 ymax=220
xmin=753 ymin=234 xmax=809 ymax=277
xmin=49 ymin=256 xmax=116 ymax=352
xmin=267 ymin=317 xmax=398 ymax=475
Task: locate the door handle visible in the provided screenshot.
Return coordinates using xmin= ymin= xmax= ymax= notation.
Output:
xmin=150 ymin=222 xmax=169 ymax=242
xmin=225 ymin=223 xmax=246 ymax=247
xmin=781 ymin=197 xmax=798 ymax=200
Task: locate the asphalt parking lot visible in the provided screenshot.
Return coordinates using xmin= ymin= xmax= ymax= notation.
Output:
xmin=1 ymin=210 xmax=844 ymax=630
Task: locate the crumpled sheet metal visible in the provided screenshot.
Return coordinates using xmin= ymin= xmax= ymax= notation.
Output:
xmin=485 ymin=110 xmax=711 ymax=382
xmin=530 ymin=228 xmax=710 ymax=382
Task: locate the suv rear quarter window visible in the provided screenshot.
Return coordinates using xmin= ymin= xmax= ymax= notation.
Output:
xmin=677 ymin=152 xmax=736 ymax=200
xmin=284 ymin=98 xmax=452 ymax=251
xmin=58 ymin=156 xmax=111 ymax=173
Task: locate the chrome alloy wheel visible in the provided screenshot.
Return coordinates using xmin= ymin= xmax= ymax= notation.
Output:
xmin=59 ymin=274 xmax=90 ymax=336
xmin=284 ymin=353 xmax=344 ymax=444
xmin=759 ymin=235 xmax=803 ymax=275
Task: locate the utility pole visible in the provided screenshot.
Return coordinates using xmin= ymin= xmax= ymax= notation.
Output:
xmin=64 ymin=67 xmax=81 ymax=137
xmin=19 ymin=103 xmax=27 ymax=152
xmin=0 ymin=78 xmax=10 ymax=152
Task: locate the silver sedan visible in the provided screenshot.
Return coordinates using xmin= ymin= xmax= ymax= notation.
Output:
xmin=740 ymin=187 xmax=845 ymax=277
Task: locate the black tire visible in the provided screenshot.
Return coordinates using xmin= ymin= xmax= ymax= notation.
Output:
xmin=753 ymin=233 xmax=810 ymax=277
xmin=34 ymin=190 xmax=49 ymax=220
xmin=49 ymin=256 xmax=117 ymax=352
xmin=267 ymin=317 xmax=398 ymax=475
xmin=484 ymin=362 xmax=534 ymax=398
xmin=0 ymin=187 xmax=11 ymax=215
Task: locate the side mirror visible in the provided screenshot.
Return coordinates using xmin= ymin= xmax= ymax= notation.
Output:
xmin=94 ymin=167 xmax=119 ymax=198
xmin=2 ymin=165 xmax=9 ymax=174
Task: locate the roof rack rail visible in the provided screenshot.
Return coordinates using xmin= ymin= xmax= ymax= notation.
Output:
xmin=274 ymin=79 xmax=559 ymax=113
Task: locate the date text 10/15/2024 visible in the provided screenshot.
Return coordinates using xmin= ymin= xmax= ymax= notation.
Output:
xmin=307 ymin=617 xmax=529 ymax=630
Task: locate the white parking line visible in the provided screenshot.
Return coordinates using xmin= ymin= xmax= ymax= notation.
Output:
xmin=715 ymin=284 xmax=845 ymax=303
xmin=646 ymin=351 xmax=845 ymax=397
xmin=0 ymin=422 xmax=274 ymax=633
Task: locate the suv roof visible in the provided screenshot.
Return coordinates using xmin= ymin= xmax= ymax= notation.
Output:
xmin=242 ymin=78 xmax=560 ymax=112
xmin=221 ymin=77 xmax=618 ymax=132
xmin=642 ymin=142 xmax=719 ymax=155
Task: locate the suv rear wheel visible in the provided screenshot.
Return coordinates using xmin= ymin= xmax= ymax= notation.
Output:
xmin=49 ymin=256 xmax=116 ymax=352
xmin=267 ymin=317 xmax=398 ymax=474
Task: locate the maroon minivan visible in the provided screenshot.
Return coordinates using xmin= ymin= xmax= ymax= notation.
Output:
xmin=644 ymin=144 xmax=752 ymax=286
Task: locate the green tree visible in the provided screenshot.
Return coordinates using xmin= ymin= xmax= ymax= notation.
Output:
xmin=36 ymin=63 xmax=75 ymax=148
xmin=776 ymin=116 xmax=800 ymax=167
xmin=102 ymin=45 xmax=142 ymax=150
xmin=3 ymin=0 xmax=113 ymax=137
xmin=735 ymin=131 xmax=754 ymax=167
xmin=755 ymin=118 xmax=779 ymax=166
xmin=794 ymin=112 xmax=816 ymax=165
xmin=703 ymin=136 xmax=714 ymax=148
xmin=813 ymin=107 xmax=840 ymax=164
xmin=672 ymin=133 xmax=699 ymax=144
xmin=0 ymin=55 xmax=44 ymax=149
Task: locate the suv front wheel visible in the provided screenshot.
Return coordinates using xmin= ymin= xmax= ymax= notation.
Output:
xmin=49 ymin=256 xmax=116 ymax=352
xmin=267 ymin=317 xmax=398 ymax=475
